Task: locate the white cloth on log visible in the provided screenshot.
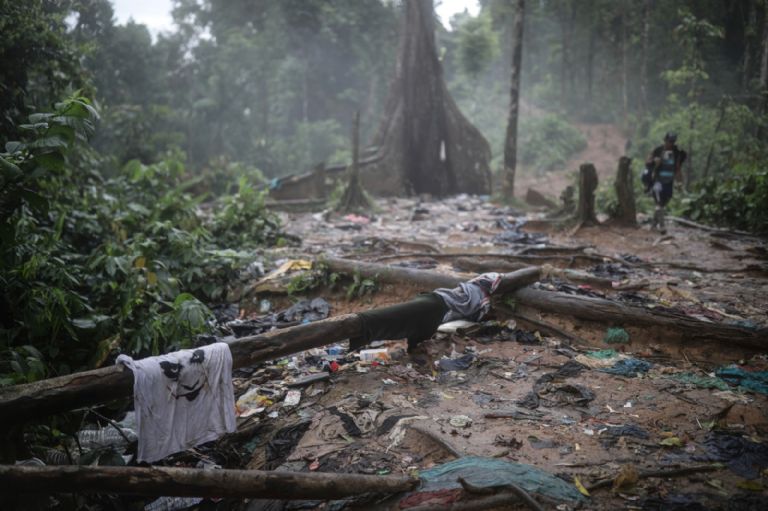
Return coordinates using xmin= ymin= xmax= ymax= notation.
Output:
xmin=434 ymin=272 xmax=502 ymax=323
xmin=116 ymin=343 xmax=236 ymax=462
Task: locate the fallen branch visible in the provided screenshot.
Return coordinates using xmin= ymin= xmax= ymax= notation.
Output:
xmin=0 ymin=464 xmax=418 ymax=499
xmin=669 ymin=216 xmax=757 ymax=238
xmin=585 ymin=464 xmax=722 ymax=492
xmin=0 ymin=265 xmax=539 ymax=422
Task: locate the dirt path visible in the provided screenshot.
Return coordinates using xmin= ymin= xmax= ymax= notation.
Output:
xmin=230 ymin=195 xmax=768 ymax=510
xmin=515 ymin=122 xmax=627 ymax=201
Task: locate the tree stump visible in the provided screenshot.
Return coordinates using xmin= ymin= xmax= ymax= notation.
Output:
xmin=574 ymin=163 xmax=599 ymax=228
xmin=612 ymin=156 xmax=637 ymax=226
xmin=361 ymin=0 xmax=491 ymax=197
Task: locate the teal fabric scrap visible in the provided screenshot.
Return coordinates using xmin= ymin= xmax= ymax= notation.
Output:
xmin=600 ymin=358 xmax=652 ymax=377
xmin=672 ymin=373 xmax=730 ymax=391
xmin=586 ymin=349 xmax=618 ymax=359
xmin=716 ymin=366 xmax=768 ymax=395
xmin=419 ymin=456 xmax=585 ymax=503
xmin=603 ymin=327 xmax=630 ymax=344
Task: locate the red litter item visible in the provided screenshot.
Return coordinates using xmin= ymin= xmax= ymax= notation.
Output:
xmin=329 ymin=361 xmax=340 ymax=373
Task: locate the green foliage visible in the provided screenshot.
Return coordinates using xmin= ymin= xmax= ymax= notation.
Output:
xmin=681 ymin=164 xmax=768 ymax=233
xmin=345 ymin=272 xmax=377 ymax=300
xmin=0 ymin=96 xmax=286 ymax=385
xmin=518 ymin=115 xmax=587 ymax=173
xmin=457 ymin=13 xmax=498 ymax=79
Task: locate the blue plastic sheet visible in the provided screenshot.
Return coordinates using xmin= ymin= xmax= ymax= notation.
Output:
xmin=419 ymin=456 xmax=586 ymax=503
xmin=600 ymin=358 xmax=652 ymax=377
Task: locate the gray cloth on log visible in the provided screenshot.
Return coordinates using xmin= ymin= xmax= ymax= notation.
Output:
xmin=350 ymin=293 xmax=448 ymax=351
xmin=434 ymin=272 xmax=502 ymax=322
xmin=116 ymin=342 xmax=236 ymax=462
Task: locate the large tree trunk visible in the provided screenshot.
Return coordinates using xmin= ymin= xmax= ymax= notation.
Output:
xmin=0 ymin=465 xmax=417 ymax=500
xmin=502 ymin=0 xmax=525 ymax=199
xmin=612 ymin=156 xmax=637 ymax=226
xmin=363 ymin=0 xmax=491 ymax=196
xmin=759 ymin=0 xmax=768 ymax=138
xmin=639 ymin=0 xmax=651 ymax=116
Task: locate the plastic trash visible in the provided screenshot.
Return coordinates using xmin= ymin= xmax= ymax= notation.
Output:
xmin=77 ymin=426 xmax=137 ymax=450
xmin=359 ymin=348 xmax=389 ymax=362
xmin=144 ymin=496 xmax=203 ymax=511
xmin=283 ymin=390 xmax=301 ymax=407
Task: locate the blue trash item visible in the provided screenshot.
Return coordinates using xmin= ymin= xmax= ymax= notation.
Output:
xmin=715 ymin=366 xmax=768 ymax=395
xmin=419 ymin=456 xmax=586 ymax=503
xmin=600 ymin=358 xmax=652 ymax=377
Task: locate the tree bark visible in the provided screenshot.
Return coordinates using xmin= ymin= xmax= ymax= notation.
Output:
xmin=639 ymin=0 xmax=651 ymax=116
xmin=336 ymin=111 xmax=372 ymax=213
xmin=612 ymin=156 xmax=637 ymax=226
xmin=502 ymin=0 xmax=525 ymax=199
xmin=575 ymin=163 xmax=599 ymax=226
xmin=364 ymin=0 xmax=492 ymax=196
xmin=0 ymin=465 xmax=417 ymax=499
xmin=759 ymin=0 xmax=768 ymax=138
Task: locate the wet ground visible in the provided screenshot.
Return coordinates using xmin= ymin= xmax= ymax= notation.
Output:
xmin=213 ymin=194 xmax=768 ymax=510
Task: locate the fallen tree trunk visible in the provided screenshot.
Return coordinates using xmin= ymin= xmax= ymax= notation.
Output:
xmin=0 ymin=465 xmax=417 ymax=499
xmin=0 ymin=266 xmax=539 ymax=422
xmin=323 ymin=258 xmax=768 ymax=350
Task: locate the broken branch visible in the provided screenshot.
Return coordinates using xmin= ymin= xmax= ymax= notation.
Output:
xmin=0 ymin=464 xmax=418 ymax=499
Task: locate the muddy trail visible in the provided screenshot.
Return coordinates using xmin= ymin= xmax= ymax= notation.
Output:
xmin=516 ymin=122 xmax=627 ymax=202
xmin=199 ymin=195 xmax=768 ymax=510
xmin=8 ymin=195 xmax=767 ymax=511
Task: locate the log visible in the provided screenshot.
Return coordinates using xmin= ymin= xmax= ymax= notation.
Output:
xmin=0 ymin=465 xmax=417 ymax=499
xmin=323 ymin=258 xmax=768 ymax=351
xmin=0 ymin=266 xmax=540 ymax=422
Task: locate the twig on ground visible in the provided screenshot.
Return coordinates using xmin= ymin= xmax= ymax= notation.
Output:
xmin=586 ymin=464 xmax=722 ymax=492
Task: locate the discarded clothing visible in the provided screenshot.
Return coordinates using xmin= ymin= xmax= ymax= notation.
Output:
xmin=418 ymin=456 xmax=585 ymax=503
xmin=493 ymin=218 xmax=548 ymax=245
xmin=698 ymin=432 xmax=768 ymax=479
xmin=672 ymin=373 xmax=731 ymax=391
xmin=278 ymin=298 xmax=330 ymax=323
xmin=116 ymin=343 xmax=236 ymax=463
xmin=589 ymin=262 xmax=630 ymax=278
xmin=716 ymin=365 xmax=768 ymax=395
xmin=536 ymin=360 xmax=587 ymax=384
xmin=604 ymin=327 xmax=630 ymax=344
xmin=350 ymin=293 xmax=448 ymax=351
xmin=438 ymin=354 xmax=475 ymax=372
xmin=227 ymin=298 xmax=331 ymax=337
xmin=267 ymin=420 xmax=312 ymax=469
xmin=517 ymin=391 xmax=541 ymax=410
xmin=600 ymin=358 xmax=652 ymax=377
xmin=600 ymin=424 xmax=650 ymax=446
xmin=434 ymin=272 xmax=502 ymax=322
xmin=512 ymin=329 xmax=540 ymax=345
xmin=540 ymin=383 xmax=596 ymax=407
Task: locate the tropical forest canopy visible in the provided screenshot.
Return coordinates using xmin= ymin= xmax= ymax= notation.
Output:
xmin=1 ymin=0 xmax=767 ymax=383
